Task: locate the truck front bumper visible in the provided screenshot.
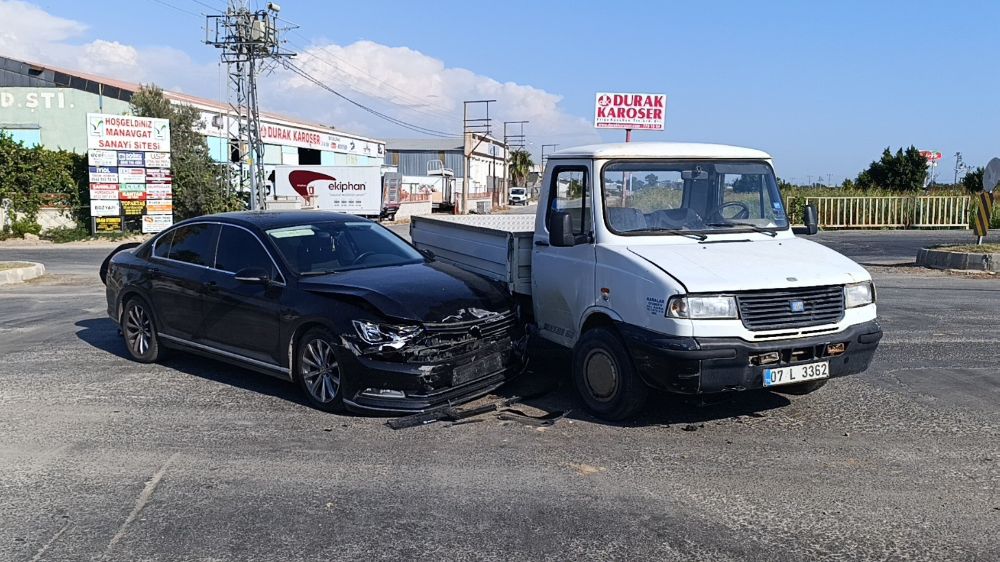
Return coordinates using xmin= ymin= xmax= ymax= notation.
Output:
xmin=618 ymin=320 xmax=882 ymax=394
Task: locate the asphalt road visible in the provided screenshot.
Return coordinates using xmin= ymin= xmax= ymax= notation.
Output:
xmin=1 ymin=239 xmax=999 ymax=560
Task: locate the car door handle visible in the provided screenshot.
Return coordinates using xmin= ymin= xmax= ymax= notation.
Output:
xmin=534 ymin=241 xmax=549 ymax=247
xmin=149 ymin=267 xmax=161 ymax=278
xmin=202 ymin=280 xmax=218 ymax=292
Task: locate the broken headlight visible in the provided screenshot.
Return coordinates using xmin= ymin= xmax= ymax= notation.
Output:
xmin=352 ymin=320 xmax=423 ymax=349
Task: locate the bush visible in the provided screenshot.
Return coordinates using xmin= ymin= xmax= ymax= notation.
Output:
xmin=10 ymin=219 xmax=41 ymax=237
xmin=39 ymin=225 xmax=92 ymax=243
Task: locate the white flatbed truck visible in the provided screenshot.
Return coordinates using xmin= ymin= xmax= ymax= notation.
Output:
xmin=410 ymin=143 xmax=882 ymax=420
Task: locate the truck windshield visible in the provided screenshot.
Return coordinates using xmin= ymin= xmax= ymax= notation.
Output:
xmin=601 ymin=160 xmax=788 ymax=236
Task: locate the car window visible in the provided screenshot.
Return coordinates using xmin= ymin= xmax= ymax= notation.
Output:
xmin=167 ymin=223 xmax=220 ymax=267
xmin=152 ymin=231 xmax=173 ymax=259
xmin=548 ymin=167 xmax=590 ymax=235
xmin=215 ymin=225 xmax=277 ymax=278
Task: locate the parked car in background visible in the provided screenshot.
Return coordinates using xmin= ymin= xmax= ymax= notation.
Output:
xmin=509 ymin=187 xmax=529 ymax=206
xmin=102 ymin=211 xmax=525 ymax=414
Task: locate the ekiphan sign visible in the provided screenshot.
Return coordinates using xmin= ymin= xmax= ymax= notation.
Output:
xmin=594 ymin=92 xmax=667 ymax=130
xmin=273 ymin=165 xmax=383 ymax=216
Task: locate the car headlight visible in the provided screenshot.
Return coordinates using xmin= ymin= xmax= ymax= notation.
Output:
xmin=352 ymin=320 xmax=423 ymax=349
xmin=844 ymin=281 xmax=875 ymax=308
xmin=666 ymin=295 xmax=739 ymax=319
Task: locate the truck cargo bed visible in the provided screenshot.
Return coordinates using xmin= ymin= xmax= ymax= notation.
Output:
xmin=409 ymin=214 xmax=535 ymax=295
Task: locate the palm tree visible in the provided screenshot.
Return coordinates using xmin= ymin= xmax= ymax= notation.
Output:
xmin=509 ymin=149 xmax=535 ymax=187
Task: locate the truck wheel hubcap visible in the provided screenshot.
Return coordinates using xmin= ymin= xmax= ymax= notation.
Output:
xmin=584 ymin=349 xmax=618 ymax=402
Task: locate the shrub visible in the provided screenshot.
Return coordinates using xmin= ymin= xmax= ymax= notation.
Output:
xmin=10 ymin=219 xmax=41 ymax=237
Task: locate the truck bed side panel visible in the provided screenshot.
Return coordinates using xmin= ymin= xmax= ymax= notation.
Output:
xmin=410 ymin=215 xmax=533 ymax=295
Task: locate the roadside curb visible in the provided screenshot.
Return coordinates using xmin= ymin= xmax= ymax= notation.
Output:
xmin=916 ymin=248 xmax=998 ymax=272
xmin=0 ymin=262 xmax=45 ymax=285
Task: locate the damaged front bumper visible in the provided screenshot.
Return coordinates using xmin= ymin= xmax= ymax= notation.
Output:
xmin=619 ymin=320 xmax=883 ymax=394
xmin=338 ymin=314 xmax=527 ymax=414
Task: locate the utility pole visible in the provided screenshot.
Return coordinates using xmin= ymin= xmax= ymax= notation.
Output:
xmin=954 ymin=152 xmax=964 ymax=185
xmin=206 ymin=1 xmax=295 ymax=211
xmin=503 ymin=121 xmax=528 ymax=201
xmin=461 ymin=100 xmax=495 ymax=214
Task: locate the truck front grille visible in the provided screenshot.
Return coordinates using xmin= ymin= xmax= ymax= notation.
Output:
xmin=736 ymin=285 xmax=845 ymax=331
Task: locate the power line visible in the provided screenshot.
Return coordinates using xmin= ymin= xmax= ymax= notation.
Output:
xmin=283 ymin=36 xmax=457 ymax=121
xmin=147 ymin=0 xmax=204 ymax=17
xmin=282 ymin=60 xmax=460 ymax=138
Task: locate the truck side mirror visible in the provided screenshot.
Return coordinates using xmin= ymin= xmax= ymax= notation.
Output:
xmin=803 ymin=204 xmax=819 ymax=235
xmin=548 ymin=211 xmax=576 ymax=247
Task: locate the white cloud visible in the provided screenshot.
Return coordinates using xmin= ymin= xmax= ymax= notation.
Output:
xmin=0 ymin=1 xmax=597 ymax=153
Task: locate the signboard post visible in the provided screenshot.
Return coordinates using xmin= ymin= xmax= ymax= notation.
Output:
xmin=594 ymin=92 xmax=667 ymax=142
xmin=86 ymin=113 xmax=172 ymax=235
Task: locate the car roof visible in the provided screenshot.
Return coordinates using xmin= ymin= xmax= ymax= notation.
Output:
xmin=550 ymin=142 xmax=772 ymax=160
xmin=186 ymin=210 xmax=368 ymax=230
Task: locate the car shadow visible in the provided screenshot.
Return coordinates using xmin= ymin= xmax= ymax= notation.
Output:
xmin=495 ymin=343 xmax=792 ymax=428
xmin=74 ymin=317 xmax=309 ymax=407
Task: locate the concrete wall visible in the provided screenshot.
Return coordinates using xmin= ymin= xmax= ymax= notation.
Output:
xmin=0 ymin=87 xmax=130 ymax=153
xmin=12 ymin=207 xmax=78 ymax=232
xmin=393 ymin=200 xmax=432 ymax=221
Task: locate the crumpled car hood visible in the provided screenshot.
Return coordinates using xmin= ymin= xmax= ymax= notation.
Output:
xmin=298 ymin=261 xmax=511 ymax=322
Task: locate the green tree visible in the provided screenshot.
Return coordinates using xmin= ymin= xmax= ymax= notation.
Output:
xmin=643 ymin=173 xmax=659 ymax=188
xmin=776 ymin=177 xmax=796 ymax=191
xmin=855 ymin=146 xmax=927 ymax=192
xmin=130 ymin=85 xmax=239 ymax=219
xmin=961 ymin=167 xmax=985 ymax=193
xmin=508 ymin=149 xmax=534 ymax=186
xmin=733 ymin=174 xmax=763 ymax=193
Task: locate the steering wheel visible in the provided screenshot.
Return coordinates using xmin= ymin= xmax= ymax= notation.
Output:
xmin=712 ymin=201 xmax=751 ymax=221
xmin=351 ymin=251 xmax=377 ymax=265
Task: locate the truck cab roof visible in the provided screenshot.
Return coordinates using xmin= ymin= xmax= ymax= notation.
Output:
xmin=549 ymin=142 xmax=772 ymax=161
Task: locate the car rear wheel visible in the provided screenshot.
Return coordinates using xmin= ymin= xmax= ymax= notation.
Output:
xmin=295 ymin=328 xmax=346 ymax=413
xmin=572 ymin=327 xmax=648 ymax=421
xmin=773 ymin=379 xmax=828 ymax=395
xmin=121 ymin=297 xmax=164 ymax=363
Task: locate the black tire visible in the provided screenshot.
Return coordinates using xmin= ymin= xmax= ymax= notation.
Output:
xmin=121 ymin=297 xmax=165 ymax=363
xmin=295 ymin=328 xmax=347 ymax=413
xmin=773 ymin=379 xmax=828 ymax=395
xmin=100 ymin=242 xmax=141 ymax=285
xmin=572 ymin=327 xmax=648 ymax=421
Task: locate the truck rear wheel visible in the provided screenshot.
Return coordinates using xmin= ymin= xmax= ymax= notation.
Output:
xmin=572 ymin=327 xmax=648 ymax=421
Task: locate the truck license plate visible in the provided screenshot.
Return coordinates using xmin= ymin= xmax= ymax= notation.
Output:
xmin=452 ymin=353 xmax=504 ymax=386
xmin=763 ymin=361 xmax=829 ymax=387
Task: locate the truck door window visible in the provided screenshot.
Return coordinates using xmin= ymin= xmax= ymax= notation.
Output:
xmin=549 ymin=168 xmax=591 ymax=236
xmin=716 ymin=163 xmax=786 ymax=224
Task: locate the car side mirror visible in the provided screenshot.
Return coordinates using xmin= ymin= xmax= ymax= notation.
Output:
xmin=802 ymin=203 xmax=819 ymax=235
xmin=418 ymin=248 xmax=435 ymax=260
xmin=234 ymin=267 xmax=271 ymax=285
xmin=548 ymin=211 xmax=576 ymax=247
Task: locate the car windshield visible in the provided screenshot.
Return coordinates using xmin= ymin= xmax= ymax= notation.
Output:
xmin=266 ymin=220 xmax=424 ymax=275
xmin=601 ymin=160 xmax=789 ymax=235
xmin=511 ymin=188 xmax=526 ymax=194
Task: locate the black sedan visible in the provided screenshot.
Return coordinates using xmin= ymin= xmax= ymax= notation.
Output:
xmin=104 ymin=211 xmax=525 ymax=414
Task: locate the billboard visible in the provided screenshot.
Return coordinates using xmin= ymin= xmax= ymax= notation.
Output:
xmin=273 ymin=166 xmax=383 ymax=216
xmin=594 ymin=92 xmax=666 ymax=130
xmin=142 ymin=214 xmax=173 ymax=233
xmin=87 ymin=113 xmax=170 ymax=152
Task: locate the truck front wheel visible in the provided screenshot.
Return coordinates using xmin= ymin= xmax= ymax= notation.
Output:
xmin=572 ymin=327 xmax=648 ymax=421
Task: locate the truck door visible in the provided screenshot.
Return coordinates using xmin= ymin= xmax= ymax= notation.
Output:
xmin=532 ymin=162 xmax=596 ymax=348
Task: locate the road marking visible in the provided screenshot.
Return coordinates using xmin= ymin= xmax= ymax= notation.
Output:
xmin=30 ymin=521 xmax=71 ymax=562
xmin=103 ymin=452 xmax=179 ymax=558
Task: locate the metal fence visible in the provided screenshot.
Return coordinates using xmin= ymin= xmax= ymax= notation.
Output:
xmin=785 ymin=195 xmax=972 ymax=229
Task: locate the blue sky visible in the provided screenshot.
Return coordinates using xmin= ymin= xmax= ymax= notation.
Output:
xmin=12 ymin=0 xmax=1000 ymax=183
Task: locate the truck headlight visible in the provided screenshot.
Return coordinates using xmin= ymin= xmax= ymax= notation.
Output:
xmin=844 ymin=281 xmax=875 ymax=308
xmin=352 ymin=320 xmax=423 ymax=349
xmin=667 ymin=296 xmax=739 ymax=319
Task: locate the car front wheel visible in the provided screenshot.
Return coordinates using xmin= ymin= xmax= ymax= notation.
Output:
xmin=121 ymin=297 xmax=165 ymax=363
xmin=295 ymin=328 xmax=346 ymax=412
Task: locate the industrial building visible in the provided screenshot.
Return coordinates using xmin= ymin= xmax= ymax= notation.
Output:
xmin=0 ymin=55 xmax=385 ymax=171
xmin=385 ymin=135 xmax=508 ymax=210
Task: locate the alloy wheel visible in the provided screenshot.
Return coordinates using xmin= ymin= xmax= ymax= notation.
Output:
xmin=125 ymin=304 xmax=153 ymax=356
xmin=300 ymin=338 xmax=341 ymax=403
